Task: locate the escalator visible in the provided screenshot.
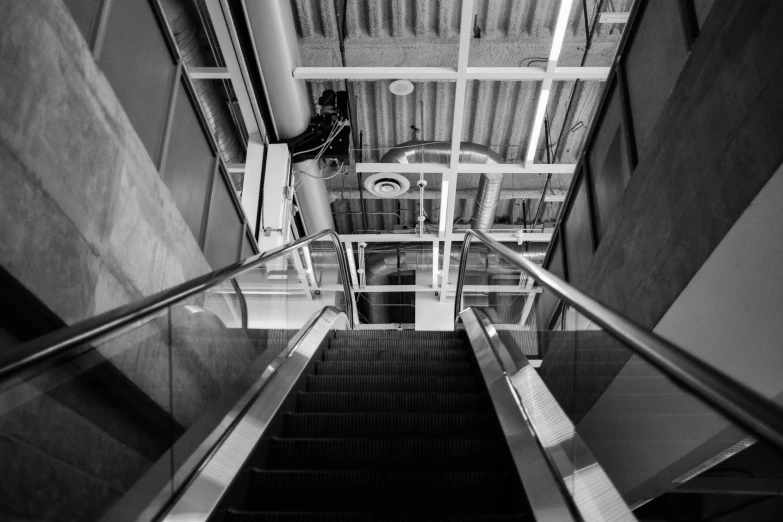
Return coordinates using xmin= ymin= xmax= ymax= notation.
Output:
xmin=2 ymin=229 xmax=783 ymax=522
xmin=215 ymin=330 xmax=529 ymax=520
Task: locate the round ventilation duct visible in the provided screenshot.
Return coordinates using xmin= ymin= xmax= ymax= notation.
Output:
xmin=364 ymin=173 xmax=411 ymax=198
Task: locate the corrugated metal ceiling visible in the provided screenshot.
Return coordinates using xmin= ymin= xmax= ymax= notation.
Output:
xmin=290 ymin=0 xmax=632 ymax=234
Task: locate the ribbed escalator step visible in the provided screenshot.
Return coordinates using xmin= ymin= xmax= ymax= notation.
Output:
xmin=225 ymin=511 xmax=527 ymax=521
xmin=265 ymin=438 xmax=512 ymax=471
xmin=295 ymin=392 xmax=493 ymax=414
xmin=281 ymin=413 xmax=501 ymax=439
xmin=328 ymin=339 xmax=466 ymax=351
xmin=323 ymin=349 xmax=470 ymax=362
xmin=244 ymin=470 xmax=524 ymax=513
xmin=307 ymin=375 xmax=481 ymax=393
xmin=314 ymin=361 xmax=474 ymax=376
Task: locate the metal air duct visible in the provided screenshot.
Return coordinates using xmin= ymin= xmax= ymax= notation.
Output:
xmin=240 ymin=0 xmax=310 ymax=139
xmin=378 ymin=141 xmax=505 ymax=230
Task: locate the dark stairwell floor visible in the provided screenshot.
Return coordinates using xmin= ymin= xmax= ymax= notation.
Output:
xmin=214 ymin=330 xmax=532 ymax=521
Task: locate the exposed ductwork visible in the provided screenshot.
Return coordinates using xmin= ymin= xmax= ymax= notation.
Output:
xmin=293 ymin=160 xmax=336 ymax=233
xmin=160 ymin=0 xmax=245 ymax=186
xmin=378 ymin=141 xmax=505 ymax=231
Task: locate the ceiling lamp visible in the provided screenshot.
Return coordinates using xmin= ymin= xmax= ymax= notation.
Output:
xmin=389 ymin=80 xmax=414 ymax=96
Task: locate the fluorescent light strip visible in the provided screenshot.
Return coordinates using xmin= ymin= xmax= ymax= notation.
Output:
xmin=438 ymin=180 xmax=449 ymax=236
xmin=549 ymin=0 xmax=575 ymax=62
xmin=526 ymin=87 xmax=551 ymax=163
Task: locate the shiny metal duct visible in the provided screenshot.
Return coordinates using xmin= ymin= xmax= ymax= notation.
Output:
xmin=160 ymin=0 xmax=244 ymax=168
xmin=293 ymin=160 xmax=336 ymax=234
xmin=241 ymin=0 xmax=310 ymax=139
xmin=378 ymin=141 xmax=505 ymax=230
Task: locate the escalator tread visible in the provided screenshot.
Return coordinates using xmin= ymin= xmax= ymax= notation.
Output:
xmin=217 ymin=333 xmax=530 ymax=519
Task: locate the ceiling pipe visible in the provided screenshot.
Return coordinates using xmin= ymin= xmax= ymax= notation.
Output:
xmin=377 ymin=141 xmax=505 ymax=231
xmin=240 ymin=0 xmax=334 ymax=231
xmin=240 ymin=0 xmax=310 ymax=139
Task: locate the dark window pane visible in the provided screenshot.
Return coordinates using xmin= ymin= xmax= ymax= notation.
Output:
xmin=204 ymin=175 xmax=242 ymax=270
xmin=63 ymin=0 xmax=101 ymax=42
xmin=588 ymin=82 xmax=632 ymax=242
xmin=626 ymin=0 xmax=690 ymax=154
xmin=537 ymin=237 xmax=565 ymax=329
xmin=98 ymin=0 xmax=176 ymax=164
xmin=564 ymin=175 xmax=594 ymax=287
xmin=163 ymin=81 xmax=215 ymax=241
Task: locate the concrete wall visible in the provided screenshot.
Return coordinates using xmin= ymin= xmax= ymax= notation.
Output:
xmin=578 ymin=0 xmax=783 ymax=331
xmin=577 ymin=160 xmax=783 ymax=506
xmin=0 ymin=0 xmax=210 ymax=327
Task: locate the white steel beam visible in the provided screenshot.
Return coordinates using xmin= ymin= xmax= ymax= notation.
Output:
xmin=440 ymin=0 xmax=473 ymax=303
xmin=356 ymin=163 xmax=449 ymax=174
xmin=186 ymin=66 xmax=231 ymax=80
xmin=226 ymin=163 xmax=245 ymax=173
xmin=337 ymin=232 xmax=543 ymax=243
xmin=321 ymin=285 xmax=543 ymax=293
xmin=293 ymin=66 xmax=610 ymax=82
xmin=356 ymin=162 xmax=576 ymax=174
xmin=466 ymin=67 xmax=610 ymax=81
xmin=599 ymin=12 xmax=630 ymax=24
xmin=343 ymin=242 xmax=359 ymax=289
xmin=294 ymin=67 xmax=458 ymax=81
xmin=456 ymin=163 xmax=576 ymax=174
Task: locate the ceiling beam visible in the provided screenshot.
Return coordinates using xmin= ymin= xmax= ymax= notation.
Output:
xmin=440 ymin=0 xmax=474 ymax=303
xmin=356 ymin=162 xmax=576 ymax=174
xmin=293 ymin=66 xmax=610 ymax=82
xmin=466 ymin=67 xmax=610 ymax=81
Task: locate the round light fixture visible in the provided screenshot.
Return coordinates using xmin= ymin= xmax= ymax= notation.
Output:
xmin=389 ymin=79 xmax=414 ymax=96
xmin=364 ymin=173 xmax=411 ymax=198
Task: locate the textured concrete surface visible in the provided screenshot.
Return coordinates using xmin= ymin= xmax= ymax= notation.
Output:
xmin=0 ymin=0 xmax=210 ymax=326
xmin=579 ymin=0 xmax=783 ymax=330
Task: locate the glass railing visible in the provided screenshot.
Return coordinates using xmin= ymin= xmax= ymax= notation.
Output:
xmin=455 ymin=229 xmax=783 ymax=515
xmin=0 ymin=230 xmax=353 ymax=522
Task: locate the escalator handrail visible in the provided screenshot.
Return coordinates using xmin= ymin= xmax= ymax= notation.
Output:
xmin=454 ymin=229 xmax=783 ymax=452
xmin=0 ymin=229 xmax=355 ymax=380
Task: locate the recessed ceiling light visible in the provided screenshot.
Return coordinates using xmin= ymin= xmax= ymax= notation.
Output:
xmin=389 ymin=80 xmax=414 ymax=96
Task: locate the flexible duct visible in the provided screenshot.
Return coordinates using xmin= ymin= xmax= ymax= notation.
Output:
xmin=160 ymin=0 xmax=244 ymax=179
xmin=378 ymin=141 xmax=505 ymax=231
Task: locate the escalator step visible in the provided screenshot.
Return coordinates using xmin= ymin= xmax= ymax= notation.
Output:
xmin=323 ymin=349 xmax=471 ymax=362
xmin=295 ymin=392 xmax=493 ymax=414
xmin=328 ymin=339 xmax=467 ymax=351
xmin=307 ymin=375 xmax=481 ymax=393
xmin=281 ymin=413 xmax=501 ymax=439
xmin=225 ymin=510 xmax=527 ymax=521
xmin=265 ymin=438 xmax=512 ymax=471
xmin=314 ymin=361 xmax=474 ymax=376
xmin=244 ymin=470 xmax=524 ymax=513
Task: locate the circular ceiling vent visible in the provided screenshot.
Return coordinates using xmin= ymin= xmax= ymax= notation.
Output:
xmin=364 ymin=173 xmax=411 ymax=198
xmin=389 ymin=79 xmax=414 ymax=96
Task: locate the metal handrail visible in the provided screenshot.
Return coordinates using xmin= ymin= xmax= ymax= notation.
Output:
xmin=454 ymin=229 xmax=783 ymax=452
xmin=0 ymin=229 xmax=355 ymax=379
